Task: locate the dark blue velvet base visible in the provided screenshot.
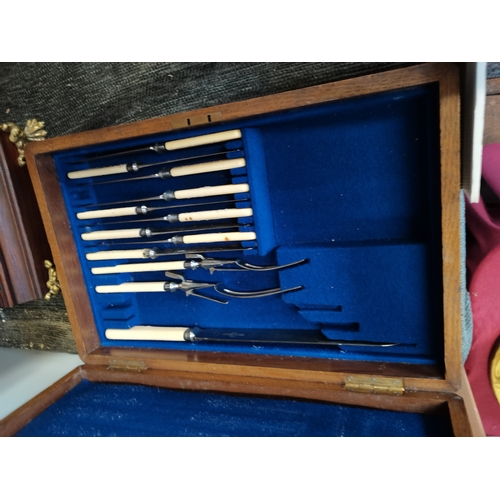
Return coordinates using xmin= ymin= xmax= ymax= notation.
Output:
xmin=52 ymin=82 xmax=445 ymax=367
xmin=15 ymin=381 xmax=453 ymax=437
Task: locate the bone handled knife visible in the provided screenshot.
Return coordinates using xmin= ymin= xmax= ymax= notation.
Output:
xmin=104 ymin=325 xmax=402 ymax=347
xmin=76 ymin=183 xmax=250 ymax=220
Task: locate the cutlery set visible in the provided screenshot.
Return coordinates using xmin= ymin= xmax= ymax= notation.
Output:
xmin=66 ymin=128 xmax=397 ymax=349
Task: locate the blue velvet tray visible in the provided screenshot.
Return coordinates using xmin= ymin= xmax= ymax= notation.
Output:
xmin=51 ymin=82 xmax=445 ymax=368
xmin=15 ymin=380 xmax=454 ymax=437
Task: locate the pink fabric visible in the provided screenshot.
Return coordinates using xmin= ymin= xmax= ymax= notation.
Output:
xmin=465 ymin=143 xmax=500 ymax=436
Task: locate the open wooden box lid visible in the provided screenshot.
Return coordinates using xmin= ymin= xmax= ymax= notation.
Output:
xmin=0 ymin=362 xmax=484 ymax=436
xmin=7 ymin=63 xmax=483 ymax=436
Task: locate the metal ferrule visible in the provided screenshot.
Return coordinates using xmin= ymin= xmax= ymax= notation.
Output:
xmin=143 ymin=248 xmax=157 ymax=259
xmin=164 ymin=282 xmax=180 ymax=293
xmin=139 ymin=228 xmax=153 ymax=238
xmin=171 ymin=236 xmax=184 ymax=245
xmin=126 ymin=162 xmax=140 ymax=173
xmin=158 ymin=168 xmax=172 ymax=179
xmin=183 ymin=329 xmax=196 ymax=342
xmin=184 ymin=260 xmax=202 ymax=270
xmin=160 ymin=190 xmax=176 ymax=202
xmin=166 ymin=214 xmax=179 ymax=223
xmin=152 ymin=143 xmax=167 ymax=153
xmin=136 ymin=205 xmax=149 ymax=215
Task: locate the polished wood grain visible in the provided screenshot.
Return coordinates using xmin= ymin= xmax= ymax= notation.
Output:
xmin=486 ymin=77 xmax=500 ymax=96
xmin=0 ymin=367 xmax=83 ymax=437
xmin=456 ymin=366 xmax=485 ymax=436
xmin=81 ymin=364 xmax=457 ymax=413
xmin=25 ymin=154 xmax=99 ymax=357
xmin=24 ymin=63 xmax=465 ymax=402
xmin=482 ymin=77 xmax=500 ymax=144
xmin=438 ymin=66 xmax=462 ymax=390
xmin=0 ymin=251 xmax=15 ymax=308
xmin=484 ymin=94 xmax=500 ymax=144
xmin=85 ymin=345 xmax=455 ymax=395
xmin=0 ymin=132 xmax=53 ymax=306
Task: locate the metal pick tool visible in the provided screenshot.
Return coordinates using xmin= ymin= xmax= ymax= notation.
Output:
xmin=68 ymin=149 xmax=240 ymax=179
xmin=213 ymin=284 xmax=303 ymax=299
xmin=67 ymin=129 xmax=242 ymax=169
xmin=80 ymin=222 xmax=250 ymax=241
xmin=87 ymin=157 xmax=246 ymax=186
xmin=94 ymin=271 xmax=302 ymax=304
xmin=78 ymin=182 xmax=250 ymax=214
xmin=84 ymin=198 xmax=251 ymax=226
xmin=85 ymin=243 xmax=257 ymax=261
xmin=90 ymin=255 xmax=307 ymax=275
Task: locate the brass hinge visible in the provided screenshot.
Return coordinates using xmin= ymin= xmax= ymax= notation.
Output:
xmin=344 ymin=375 xmax=405 ymax=396
xmin=107 ymin=359 xmax=147 ymax=372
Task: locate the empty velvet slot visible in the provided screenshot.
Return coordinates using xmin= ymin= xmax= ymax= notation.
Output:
xmin=241 ymin=128 xmax=275 ymax=255
xmin=98 ymin=301 xmax=136 ymax=322
xmin=276 ymin=242 xmax=444 ymax=358
xmin=253 ymin=86 xmax=441 ymax=247
xmin=69 ymin=187 xmax=97 ymax=207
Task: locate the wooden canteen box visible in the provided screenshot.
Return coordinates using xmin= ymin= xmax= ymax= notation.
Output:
xmin=0 ymin=63 xmax=484 ymax=437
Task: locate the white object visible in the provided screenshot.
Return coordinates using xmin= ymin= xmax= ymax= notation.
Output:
xmin=96 ymin=282 xmax=169 ymax=293
xmin=68 ymin=163 xmax=128 ymax=179
xmin=177 ymin=208 xmax=252 ymax=222
xmin=462 ymin=62 xmax=487 ymax=203
xmin=174 ymin=182 xmax=249 ymax=200
xmin=170 ymin=158 xmax=245 ymax=177
xmin=0 ymin=348 xmax=81 ymax=421
xmin=105 ymin=325 xmax=188 ymax=341
xmin=165 ymin=130 xmax=241 ymax=151
xmin=86 ymin=249 xmax=149 ymax=261
xmin=81 ymin=228 xmax=142 ymax=241
xmin=92 ymin=261 xmax=186 ymax=274
xmin=182 ymin=231 xmax=256 ymax=244
xmin=77 ymin=206 xmax=138 ymax=220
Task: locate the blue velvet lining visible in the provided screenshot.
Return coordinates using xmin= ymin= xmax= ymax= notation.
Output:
xmin=15 ymin=380 xmax=453 ymax=437
xmin=51 ymin=83 xmax=446 ymax=366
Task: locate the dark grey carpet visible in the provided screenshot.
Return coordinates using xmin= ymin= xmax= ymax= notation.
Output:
xmin=0 ymin=63 xmax=414 ymax=137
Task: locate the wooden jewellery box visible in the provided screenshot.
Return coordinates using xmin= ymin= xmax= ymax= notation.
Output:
xmin=0 ymin=63 xmax=485 ymax=436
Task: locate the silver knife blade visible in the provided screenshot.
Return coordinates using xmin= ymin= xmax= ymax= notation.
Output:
xmin=190 ymin=327 xmax=408 ymax=347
